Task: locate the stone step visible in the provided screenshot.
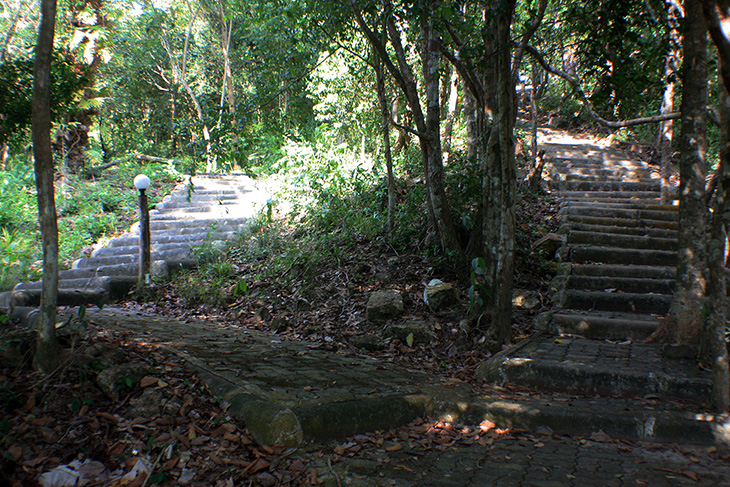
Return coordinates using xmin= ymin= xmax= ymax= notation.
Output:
xmin=560 ymin=245 xmax=677 ymax=266
xmin=566 ymin=230 xmax=677 ymax=251
xmin=547 ymin=161 xmax=657 ymax=177
xmin=163 ymin=192 xmax=239 ymax=203
xmin=154 ymin=206 xmax=214 ymax=214
xmin=145 ymin=217 xmax=249 ymax=230
xmin=549 ymin=156 xmax=653 ymax=169
xmin=559 ymin=222 xmax=678 ymax=239
xmin=569 ymin=263 xmax=676 ymax=279
xmin=560 ymin=205 xmax=678 ymax=222
xmin=107 ymin=231 xmax=238 ymax=248
xmin=475 ymin=335 xmax=711 ymax=401
xmin=91 ymin=241 xmax=211 ymax=258
xmin=563 ymin=214 xmax=679 ymax=230
xmin=73 ymin=249 xmax=196 ymax=269
xmin=533 ymin=310 xmax=660 ymax=340
xmin=552 ymin=289 xmax=672 ymax=314
xmin=12 ymin=276 xmax=136 ymax=303
xmin=550 ymin=180 xmax=660 ymax=192
xmin=560 ymin=200 xmax=678 ymax=212
xmin=59 ymin=264 xmax=138 ymax=280
xmin=556 ymin=190 xmax=671 ymax=201
xmin=170 ymin=187 xmax=238 ymax=196
xmin=557 ymin=172 xmax=657 ymax=184
xmin=15 ymin=276 xmax=111 ymax=292
xmin=157 ymin=199 xmax=239 ymax=211
xmin=552 ymin=274 xmax=675 ymax=295
xmin=125 ymin=224 xmax=247 ymax=238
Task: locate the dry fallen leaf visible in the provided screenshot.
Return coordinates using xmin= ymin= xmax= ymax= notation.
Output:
xmin=385 ymin=443 xmax=403 ymax=452
xmin=140 ymin=376 xmax=158 ymax=388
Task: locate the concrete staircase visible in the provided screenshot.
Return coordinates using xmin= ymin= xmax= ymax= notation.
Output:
xmin=1 ymin=174 xmax=270 ymax=308
xmin=537 ymin=139 xmax=677 ymax=341
xmin=477 ymin=132 xmax=714 ymax=405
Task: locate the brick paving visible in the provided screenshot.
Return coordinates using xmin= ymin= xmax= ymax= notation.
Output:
xmin=307 ymin=434 xmax=730 ymax=486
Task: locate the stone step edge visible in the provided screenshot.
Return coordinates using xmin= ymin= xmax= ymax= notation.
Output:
xmin=533 ymin=310 xmax=659 ymax=340
xmin=461 ymin=392 xmax=727 ymax=445
xmin=475 ymin=338 xmax=711 ymax=402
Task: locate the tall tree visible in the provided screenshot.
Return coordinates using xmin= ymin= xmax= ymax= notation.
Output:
xmin=349 ymin=0 xmax=461 ymax=254
xmin=658 ymin=0 xmax=683 ymax=204
xmin=32 ymin=0 xmax=60 ymax=373
xmin=648 ymin=0 xmax=709 ymax=345
xmin=699 ymin=0 xmax=730 ymax=413
xmin=441 ymin=0 xmax=520 ymax=349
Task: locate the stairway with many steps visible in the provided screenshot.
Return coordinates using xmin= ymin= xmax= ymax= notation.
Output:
xmin=536 ymin=137 xmax=678 ymax=341
xmin=476 ymin=131 xmax=714 ymax=405
xmin=0 ymin=174 xmax=270 ymax=308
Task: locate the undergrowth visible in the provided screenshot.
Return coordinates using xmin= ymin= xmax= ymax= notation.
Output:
xmin=0 ymin=159 xmax=184 ymax=291
xmin=153 ymin=142 xmax=559 ymax=322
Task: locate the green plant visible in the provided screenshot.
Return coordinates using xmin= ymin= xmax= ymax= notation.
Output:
xmin=468 ymin=257 xmax=490 ymax=315
xmin=69 ymin=397 xmax=94 ymax=412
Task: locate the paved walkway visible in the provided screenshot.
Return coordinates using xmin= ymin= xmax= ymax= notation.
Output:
xmin=306 ymin=433 xmax=730 ymax=486
xmin=3 ymin=135 xmax=730 ymax=483
xmin=50 ymin=306 xmax=729 ymax=486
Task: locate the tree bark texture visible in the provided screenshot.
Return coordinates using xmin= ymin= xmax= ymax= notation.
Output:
xmin=700 ymin=0 xmax=730 ymax=413
xmin=374 ymin=54 xmax=396 ymax=236
xmin=649 ymin=0 xmax=709 ymax=345
xmin=441 ymin=65 xmax=460 ymax=164
xmin=32 ymin=0 xmax=60 ymax=374
xmin=420 ymin=4 xmax=462 ymax=255
xmin=480 ymin=0 xmax=517 ymax=348
xmin=658 ymin=0 xmax=683 ymax=204
xmin=349 ymin=0 xmax=461 ymax=255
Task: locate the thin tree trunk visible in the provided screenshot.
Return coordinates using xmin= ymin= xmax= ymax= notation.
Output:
xmin=350 ymin=0 xmax=460 ymax=254
xmin=703 ymin=70 xmax=730 ymax=411
xmin=32 ymin=0 xmax=60 ymax=374
xmin=648 ymin=0 xmax=709 ymax=345
xmin=375 ymin=53 xmax=396 ymax=236
xmin=442 ymin=65 xmax=460 ymax=164
xmin=420 ymin=4 xmax=461 ymax=255
xmin=659 ymin=0 xmax=683 ymax=204
xmin=161 ymin=3 xmax=212 ymax=171
xmin=531 ymin=60 xmax=539 ymax=164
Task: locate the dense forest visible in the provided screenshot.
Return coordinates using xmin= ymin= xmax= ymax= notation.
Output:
xmin=2 ymin=0 xmax=730 ymax=403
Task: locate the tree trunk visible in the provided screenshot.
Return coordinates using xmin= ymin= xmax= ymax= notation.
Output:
xmin=375 ymin=52 xmax=396 ymax=237
xmin=658 ymin=0 xmax=682 ymax=204
xmin=31 ymin=0 xmax=60 ymax=374
xmin=700 ymin=0 xmax=730 ymax=413
xmin=349 ymin=0 xmax=460 ymax=254
xmin=464 ymin=89 xmax=478 ymax=160
xmin=441 ymin=65 xmax=460 ymax=164
xmin=161 ymin=3 xmax=213 ymax=171
xmin=420 ymin=6 xmax=462 ymax=255
xmin=648 ymin=0 xmax=709 ymax=345
xmin=702 ymin=73 xmax=730 ymax=412
xmin=55 ymin=0 xmax=107 ymax=174
xmin=479 ymin=0 xmax=517 ymax=350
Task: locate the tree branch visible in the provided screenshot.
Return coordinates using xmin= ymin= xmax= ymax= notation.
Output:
xmin=701 ymin=0 xmax=730 ymax=90
xmin=525 ymin=44 xmax=680 ymax=128
xmin=511 ymin=0 xmax=548 ymax=85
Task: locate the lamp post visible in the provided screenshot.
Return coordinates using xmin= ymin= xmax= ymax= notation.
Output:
xmin=134 ymin=174 xmax=151 ymax=289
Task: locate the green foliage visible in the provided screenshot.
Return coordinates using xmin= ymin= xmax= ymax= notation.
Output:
xmin=468 ymin=257 xmax=490 ymax=314
xmin=0 ymin=52 xmax=90 ymax=146
xmin=0 ymin=159 xmax=180 ymax=291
